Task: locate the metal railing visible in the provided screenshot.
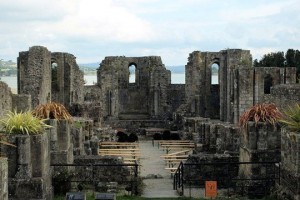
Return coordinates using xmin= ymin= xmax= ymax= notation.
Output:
xmin=51 ymin=162 xmax=139 ymax=195
xmin=173 ymin=161 xmax=280 ymax=197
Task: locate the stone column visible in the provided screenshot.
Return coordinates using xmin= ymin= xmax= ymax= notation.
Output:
xmin=280 ymin=128 xmax=300 ymax=200
xmin=6 ymin=132 xmax=52 ymax=200
xmin=0 ymin=157 xmax=8 ymax=200
xmin=238 ymin=121 xmax=281 ymax=198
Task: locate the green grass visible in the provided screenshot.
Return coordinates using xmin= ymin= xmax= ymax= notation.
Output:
xmin=54 ymin=194 xmax=275 ymax=200
xmin=53 ymin=193 xmax=208 ymax=200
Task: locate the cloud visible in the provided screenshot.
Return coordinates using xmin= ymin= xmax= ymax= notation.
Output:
xmin=0 ymin=0 xmax=299 ymax=66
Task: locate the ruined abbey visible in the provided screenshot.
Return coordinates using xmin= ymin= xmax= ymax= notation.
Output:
xmin=14 ymin=46 xmax=297 ymax=124
xmin=1 ymin=45 xmax=300 ymax=199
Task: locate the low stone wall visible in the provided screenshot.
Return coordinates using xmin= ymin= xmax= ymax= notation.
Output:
xmin=183 ymin=117 xmax=240 ymax=154
xmin=0 ymin=157 xmax=8 ymax=200
xmin=183 ymin=153 xmax=239 ymax=188
xmin=279 ymin=128 xmax=300 ymax=199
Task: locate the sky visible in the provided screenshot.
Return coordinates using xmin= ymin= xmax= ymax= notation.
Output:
xmin=0 ymin=0 xmax=300 ymax=67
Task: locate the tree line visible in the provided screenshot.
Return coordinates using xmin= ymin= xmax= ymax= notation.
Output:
xmin=254 ymin=49 xmax=300 ymax=77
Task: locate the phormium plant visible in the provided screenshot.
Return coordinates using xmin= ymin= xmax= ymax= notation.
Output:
xmin=0 ymin=110 xmax=51 ymax=135
xmin=32 ymin=101 xmax=73 ymax=122
xmin=279 ymin=103 xmax=300 ymax=132
xmin=239 ymin=103 xmax=282 ymax=128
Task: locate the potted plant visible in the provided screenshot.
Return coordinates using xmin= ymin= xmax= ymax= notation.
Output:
xmin=0 ymin=110 xmax=51 ymax=135
xmin=0 ymin=110 xmax=53 ymax=199
xmin=32 ymin=101 xmax=73 ymax=122
xmin=238 ymin=103 xmax=282 ymax=198
xmin=279 ymin=103 xmax=300 ymax=132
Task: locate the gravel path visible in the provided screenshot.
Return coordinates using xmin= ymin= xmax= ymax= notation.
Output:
xmin=139 ymin=140 xmax=180 ymax=198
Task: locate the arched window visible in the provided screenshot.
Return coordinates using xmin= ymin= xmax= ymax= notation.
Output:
xmin=51 ymin=62 xmax=59 ymax=91
xmin=264 ymin=74 xmax=273 ymax=94
xmin=128 ymin=63 xmax=136 ymax=83
xmin=211 ymin=63 xmax=219 ymax=84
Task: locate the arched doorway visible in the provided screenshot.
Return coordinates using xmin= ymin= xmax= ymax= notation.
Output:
xmin=264 ymin=74 xmax=273 ymax=94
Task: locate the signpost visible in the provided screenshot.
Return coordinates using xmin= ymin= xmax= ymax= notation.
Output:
xmin=205 ymin=181 xmax=217 ymax=198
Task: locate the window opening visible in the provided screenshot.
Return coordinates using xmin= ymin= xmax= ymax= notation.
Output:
xmin=129 ymin=64 xmax=136 ymax=83
xmin=211 ymin=63 xmax=219 ymax=84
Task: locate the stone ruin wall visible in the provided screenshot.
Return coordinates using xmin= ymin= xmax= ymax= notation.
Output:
xmin=185 ymin=49 xmax=297 ymax=125
xmin=17 ymin=46 xmax=84 ymax=110
xmin=0 ymin=82 xmax=32 ymax=116
xmin=18 ymin=46 xmax=52 ymax=108
xmin=0 ymin=82 xmax=13 ymax=117
xmin=97 ymin=56 xmax=172 ymax=120
xmin=185 ymin=49 xmax=252 ymax=123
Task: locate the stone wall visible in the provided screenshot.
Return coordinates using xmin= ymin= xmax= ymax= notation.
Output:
xmin=0 ymin=81 xmax=31 ymax=117
xmin=167 ymin=84 xmax=185 ymax=116
xmin=183 ymin=153 xmax=239 ymax=187
xmin=0 ymin=82 xmax=12 ymax=117
xmin=3 ymin=133 xmax=52 ymax=200
xmin=280 ymin=129 xmax=300 ymax=199
xmin=18 ymin=46 xmax=52 ymax=108
xmin=0 ymin=157 xmax=8 ymax=200
xmin=185 ymin=49 xmax=252 ymax=123
xmin=48 ymin=120 xmax=74 ymax=165
xmin=234 ymin=68 xmax=254 ymax=124
xmin=97 ymin=56 xmax=171 ymax=120
xmin=238 ymin=122 xmax=281 ymax=198
xmin=18 ymin=46 xmax=85 ymax=110
xmin=51 ymin=52 xmax=84 ymax=107
xmin=183 ymin=117 xmax=240 ymax=154
xmin=264 ymin=84 xmax=300 ymax=112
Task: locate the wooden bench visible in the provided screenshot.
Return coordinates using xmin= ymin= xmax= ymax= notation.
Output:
xmin=98 ymin=149 xmax=140 ymax=153
xmin=153 ymin=140 xmax=193 ymax=147
xmin=99 ymin=142 xmax=139 ymax=148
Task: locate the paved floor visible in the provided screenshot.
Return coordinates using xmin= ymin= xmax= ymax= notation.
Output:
xmin=139 ymin=140 xmax=180 ymax=198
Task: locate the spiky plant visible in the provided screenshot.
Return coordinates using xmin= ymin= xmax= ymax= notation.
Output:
xmin=239 ymin=103 xmax=282 ymax=128
xmin=0 ymin=110 xmax=52 ymax=135
xmin=32 ymin=102 xmax=73 ymax=122
xmin=279 ymin=103 xmax=300 ymax=132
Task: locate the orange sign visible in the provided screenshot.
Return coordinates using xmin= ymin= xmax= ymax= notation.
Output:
xmin=205 ymin=181 xmax=217 ymax=198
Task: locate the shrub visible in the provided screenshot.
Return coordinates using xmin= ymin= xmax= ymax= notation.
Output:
xmin=153 ymin=133 xmax=162 ymax=140
xmin=170 ymin=133 xmax=181 ymax=140
xmin=0 ymin=110 xmax=51 ymax=135
xmin=162 ymin=130 xmax=171 ymax=140
xmin=280 ymin=103 xmax=300 ymax=131
xmin=117 ymin=131 xmax=129 ymax=142
xmin=32 ymin=102 xmax=73 ymax=122
xmin=128 ymin=133 xmax=138 ymax=142
xmin=239 ymin=103 xmax=282 ymax=128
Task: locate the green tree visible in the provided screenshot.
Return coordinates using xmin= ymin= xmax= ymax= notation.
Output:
xmin=259 ymin=52 xmax=285 ymax=67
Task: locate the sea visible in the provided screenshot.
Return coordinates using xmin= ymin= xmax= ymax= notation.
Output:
xmin=0 ymin=74 xmax=218 ymax=91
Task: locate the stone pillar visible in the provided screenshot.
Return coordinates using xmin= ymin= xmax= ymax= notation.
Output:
xmin=238 ymin=121 xmax=281 ymax=198
xmin=280 ymin=128 xmax=300 ymax=200
xmin=5 ymin=132 xmax=52 ymax=200
xmin=0 ymin=157 xmax=8 ymax=200
xmin=50 ymin=120 xmax=74 ymax=165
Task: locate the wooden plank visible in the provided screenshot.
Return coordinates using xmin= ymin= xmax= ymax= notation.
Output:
xmin=164 ymin=150 xmax=191 ymax=156
xmin=99 ymin=149 xmax=140 ymax=152
xmin=160 ymin=155 xmax=189 ymax=158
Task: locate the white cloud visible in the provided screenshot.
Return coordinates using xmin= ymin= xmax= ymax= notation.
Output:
xmin=0 ymin=0 xmax=299 ymax=65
